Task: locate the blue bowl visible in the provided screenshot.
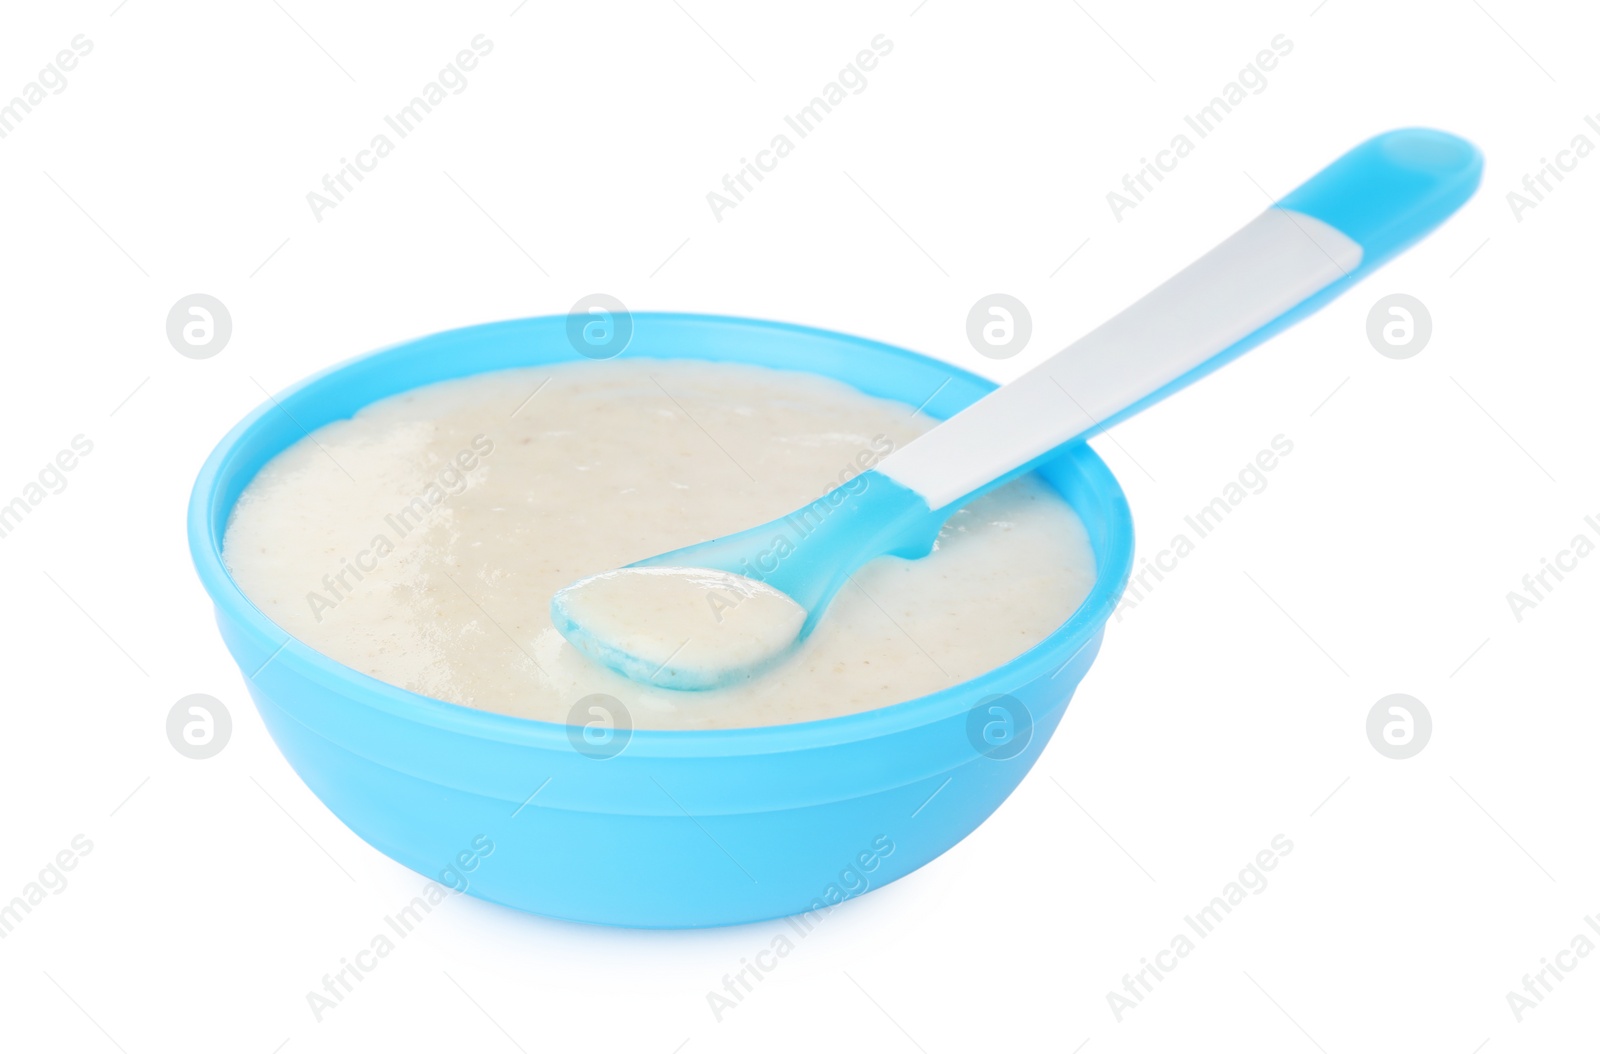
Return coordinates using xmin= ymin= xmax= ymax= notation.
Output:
xmin=188 ymin=314 xmax=1135 ymax=928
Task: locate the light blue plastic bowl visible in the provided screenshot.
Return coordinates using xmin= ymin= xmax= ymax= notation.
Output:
xmin=188 ymin=314 xmax=1135 ymax=928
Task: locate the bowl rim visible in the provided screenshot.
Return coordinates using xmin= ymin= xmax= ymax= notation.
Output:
xmin=188 ymin=312 xmax=1134 ymax=757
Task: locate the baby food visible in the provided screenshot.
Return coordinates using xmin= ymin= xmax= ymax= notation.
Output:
xmin=222 ymin=359 xmax=1096 ymax=730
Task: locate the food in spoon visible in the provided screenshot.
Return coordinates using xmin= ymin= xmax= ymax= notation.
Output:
xmin=551 ymin=566 xmax=807 ymax=690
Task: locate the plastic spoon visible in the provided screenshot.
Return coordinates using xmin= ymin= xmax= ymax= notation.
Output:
xmin=552 ymin=128 xmax=1483 ymax=690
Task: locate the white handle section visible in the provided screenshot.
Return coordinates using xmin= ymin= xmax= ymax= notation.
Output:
xmin=877 ymin=208 xmax=1363 ymax=510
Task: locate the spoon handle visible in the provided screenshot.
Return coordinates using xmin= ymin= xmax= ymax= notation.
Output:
xmin=876 ymin=128 xmax=1482 ymax=511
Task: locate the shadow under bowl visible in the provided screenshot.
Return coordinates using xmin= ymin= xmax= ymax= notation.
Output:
xmin=187 ymin=313 xmax=1135 ymax=928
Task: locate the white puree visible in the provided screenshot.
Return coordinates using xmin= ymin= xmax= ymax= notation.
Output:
xmin=223 ymin=359 xmax=1097 ymax=730
xmin=553 ymin=567 xmax=808 ymax=688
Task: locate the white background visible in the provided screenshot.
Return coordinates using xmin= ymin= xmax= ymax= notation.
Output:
xmin=2 ymin=0 xmax=1596 ymax=1051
